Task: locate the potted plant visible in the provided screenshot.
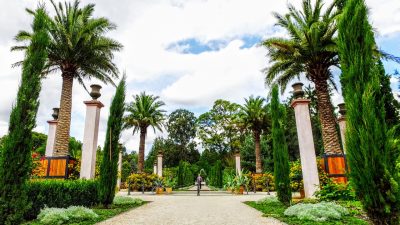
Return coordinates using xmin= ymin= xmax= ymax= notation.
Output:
xmin=164 ymin=177 xmax=176 ymax=194
xmin=234 ymin=172 xmax=249 ymax=195
xmin=154 ymin=177 xmax=164 ymax=194
xmin=224 ymin=174 xmax=235 ymax=193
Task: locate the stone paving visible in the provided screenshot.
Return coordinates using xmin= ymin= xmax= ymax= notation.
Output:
xmin=97 ymin=188 xmax=285 ymax=225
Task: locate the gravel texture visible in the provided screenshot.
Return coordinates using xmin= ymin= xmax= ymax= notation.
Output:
xmin=97 ymin=189 xmax=285 ymax=225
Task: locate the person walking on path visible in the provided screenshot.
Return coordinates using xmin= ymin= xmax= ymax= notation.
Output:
xmin=197 ymin=174 xmax=203 ymax=196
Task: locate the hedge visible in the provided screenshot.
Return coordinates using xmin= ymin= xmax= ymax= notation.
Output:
xmin=25 ymin=179 xmax=99 ymax=220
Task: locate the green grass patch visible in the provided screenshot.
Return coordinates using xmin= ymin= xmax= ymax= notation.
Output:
xmin=246 ymin=199 xmax=369 ymax=225
xmin=25 ymin=200 xmax=146 ymax=225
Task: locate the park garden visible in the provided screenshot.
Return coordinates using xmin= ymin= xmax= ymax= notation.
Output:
xmin=0 ymin=0 xmax=400 ymax=224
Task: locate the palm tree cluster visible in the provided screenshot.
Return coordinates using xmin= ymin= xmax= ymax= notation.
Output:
xmin=13 ymin=0 xmax=122 ymax=156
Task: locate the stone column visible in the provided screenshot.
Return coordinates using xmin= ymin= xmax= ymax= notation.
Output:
xmin=235 ymin=152 xmax=241 ymax=175
xmin=117 ymin=147 xmax=123 ymax=189
xmin=337 ymin=103 xmax=346 ymax=154
xmin=45 ymin=108 xmax=59 ymax=157
xmin=80 ymin=85 xmax=104 ymax=179
xmin=291 ymin=83 xmax=320 ymax=198
xmin=153 ymin=161 xmax=157 ymax=174
xmin=157 ymin=153 xmax=163 ymax=177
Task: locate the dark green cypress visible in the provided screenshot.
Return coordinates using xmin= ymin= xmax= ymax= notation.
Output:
xmin=338 ymin=0 xmax=400 ymax=224
xmin=0 ymin=7 xmax=49 ymax=224
xmin=98 ymin=77 xmax=126 ymax=207
xmin=271 ymin=85 xmax=291 ymax=205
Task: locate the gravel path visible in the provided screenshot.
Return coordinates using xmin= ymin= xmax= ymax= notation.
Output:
xmin=97 ymin=190 xmax=285 ymax=225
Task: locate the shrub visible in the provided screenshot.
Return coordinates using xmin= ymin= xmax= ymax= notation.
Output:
xmin=316 ymin=181 xmax=356 ymax=201
xmin=256 ymin=197 xmax=280 ymax=205
xmin=113 ymin=196 xmax=144 ymax=206
xmin=25 ymin=179 xmax=99 ymax=220
xmin=37 ymin=206 xmax=98 ymax=225
xmin=284 ymin=202 xmax=349 ymax=222
xmin=127 ymin=173 xmax=158 ymax=191
xmin=253 ymin=173 xmax=275 ymax=192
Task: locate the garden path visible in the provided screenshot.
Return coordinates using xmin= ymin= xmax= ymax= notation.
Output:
xmin=97 ymin=190 xmax=285 ymax=225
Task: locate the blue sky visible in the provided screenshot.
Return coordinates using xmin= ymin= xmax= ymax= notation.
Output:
xmin=0 ymin=0 xmax=399 ymax=154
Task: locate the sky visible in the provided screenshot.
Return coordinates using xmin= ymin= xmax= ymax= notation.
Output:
xmin=0 ymin=0 xmax=399 ymax=155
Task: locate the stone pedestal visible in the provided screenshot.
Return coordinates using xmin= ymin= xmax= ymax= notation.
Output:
xmin=45 ymin=120 xmax=58 ymax=157
xmin=80 ymin=100 xmax=104 ymax=179
xmin=235 ymin=152 xmax=241 ymax=175
xmin=291 ymin=97 xmax=320 ymax=198
xmin=153 ymin=162 xmax=157 ymax=174
xmin=117 ymin=151 xmax=122 ymax=189
xmin=157 ymin=153 xmax=163 ymax=177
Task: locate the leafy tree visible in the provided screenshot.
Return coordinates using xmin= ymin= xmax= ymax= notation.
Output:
xmin=68 ymin=137 xmax=82 ymax=158
xmin=167 ymin=109 xmax=200 ymax=163
xmin=240 ymin=134 xmax=272 ymax=172
xmin=338 ymin=0 xmax=400 ymax=223
xmin=124 ymin=92 xmax=165 ymax=172
xmin=121 ymin=150 xmax=137 ymax=182
xmin=261 ymin=0 xmax=342 ymax=155
xmin=239 ymin=96 xmax=269 ymax=173
xmin=271 ymin=85 xmax=291 ymax=205
xmin=14 ymin=0 xmax=123 ymax=156
xmin=99 ymin=78 xmax=126 ymax=207
xmin=197 ymin=100 xmax=242 ymax=154
xmin=0 ymin=7 xmax=49 ymax=224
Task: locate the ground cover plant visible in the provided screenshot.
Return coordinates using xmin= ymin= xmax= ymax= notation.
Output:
xmin=246 ymin=197 xmax=368 ymax=225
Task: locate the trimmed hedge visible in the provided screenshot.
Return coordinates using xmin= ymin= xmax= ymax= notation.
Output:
xmin=25 ymin=180 xmax=99 ymax=220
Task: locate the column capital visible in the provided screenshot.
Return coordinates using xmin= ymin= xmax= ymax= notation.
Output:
xmin=84 ymin=100 xmax=104 ymax=108
xmin=47 ymin=120 xmax=58 ymax=125
xmin=291 ymin=98 xmax=311 ymax=108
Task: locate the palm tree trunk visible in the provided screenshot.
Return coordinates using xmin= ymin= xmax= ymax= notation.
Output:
xmin=53 ymin=73 xmax=73 ymax=156
xmin=137 ymin=127 xmax=146 ymax=173
xmin=254 ymin=130 xmax=262 ymax=173
xmin=314 ymin=78 xmax=342 ymax=155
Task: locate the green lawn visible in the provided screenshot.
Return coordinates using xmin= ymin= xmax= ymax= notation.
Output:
xmin=25 ymin=202 xmax=147 ymax=225
xmin=245 ymin=200 xmax=369 ymax=225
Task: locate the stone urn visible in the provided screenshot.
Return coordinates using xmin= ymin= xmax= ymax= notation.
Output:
xmin=90 ymin=84 xmax=102 ymax=100
xmin=338 ymin=103 xmax=346 ymax=116
xmin=292 ymin=82 xmax=304 ymax=99
xmin=52 ymin=108 xmax=60 ymax=120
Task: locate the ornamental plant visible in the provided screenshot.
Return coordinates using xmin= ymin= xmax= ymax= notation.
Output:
xmin=0 ymin=7 xmax=49 ymax=225
xmin=338 ymin=0 xmax=400 ymax=224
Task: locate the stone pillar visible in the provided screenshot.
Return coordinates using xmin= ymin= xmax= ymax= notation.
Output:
xmin=337 ymin=103 xmax=346 ymax=154
xmin=117 ymin=147 xmax=123 ymax=189
xmin=235 ymin=152 xmax=241 ymax=175
xmin=80 ymin=85 xmax=104 ymax=179
xmin=45 ymin=108 xmax=59 ymax=157
xmin=291 ymin=83 xmax=320 ymax=198
xmin=157 ymin=153 xmax=163 ymax=177
xmin=153 ymin=161 xmax=157 ymax=174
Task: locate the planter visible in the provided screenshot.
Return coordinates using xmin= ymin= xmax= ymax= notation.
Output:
xmin=300 ymin=189 xmax=305 ymax=199
xmin=156 ymin=187 xmax=164 ymax=194
xmin=235 ymin=186 xmax=244 ymax=195
xmin=165 ymin=187 xmax=173 ymax=194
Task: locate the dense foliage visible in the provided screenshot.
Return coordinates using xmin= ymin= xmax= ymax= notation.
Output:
xmin=25 ymin=180 xmax=99 ymax=220
xmin=99 ymin=78 xmax=126 ymax=207
xmin=0 ymin=7 xmax=49 ymax=225
xmin=338 ymin=0 xmax=400 ymax=224
xmin=271 ymin=85 xmax=291 ymax=205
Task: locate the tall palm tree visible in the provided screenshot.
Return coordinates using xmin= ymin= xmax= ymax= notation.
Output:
xmin=261 ymin=0 xmax=342 ymax=155
xmin=124 ymin=92 xmax=165 ymax=173
xmin=239 ymin=96 xmax=269 ymax=173
xmin=13 ymin=0 xmax=122 ymax=156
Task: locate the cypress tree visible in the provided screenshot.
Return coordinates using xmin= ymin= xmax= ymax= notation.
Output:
xmin=270 ymin=85 xmax=291 ymax=205
xmin=0 ymin=7 xmax=49 ymax=224
xmin=338 ymin=0 xmax=400 ymax=224
xmin=99 ymin=77 xmax=126 ymax=207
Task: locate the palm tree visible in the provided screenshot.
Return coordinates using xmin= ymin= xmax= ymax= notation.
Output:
xmin=261 ymin=0 xmax=342 ymax=155
xmin=239 ymin=96 xmax=269 ymax=173
xmin=13 ymin=0 xmax=122 ymax=156
xmin=124 ymin=92 xmax=165 ymax=173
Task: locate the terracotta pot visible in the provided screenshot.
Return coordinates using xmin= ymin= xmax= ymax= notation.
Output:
xmin=156 ymin=187 xmax=164 ymax=194
xmin=165 ymin=187 xmax=173 ymax=194
xmin=300 ymin=189 xmax=305 ymax=199
xmin=235 ymin=186 xmax=244 ymax=195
